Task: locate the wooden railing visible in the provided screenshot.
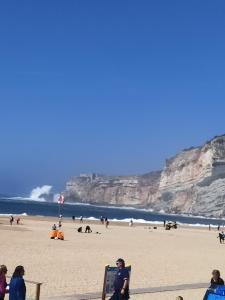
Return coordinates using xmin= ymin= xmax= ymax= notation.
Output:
xmin=6 ymin=276 xmax=42 ymax=300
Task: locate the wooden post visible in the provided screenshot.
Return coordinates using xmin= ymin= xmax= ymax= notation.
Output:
xmin=102 ymin=265 xmax=109 ymax=300
xmin=35 ymin=283 xmax=41 ymax=300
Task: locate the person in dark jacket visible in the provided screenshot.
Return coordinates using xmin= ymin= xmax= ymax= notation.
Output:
xmin=0 ymin=265 xmax=8 ymax=300
xmin=203 ymin=269 xmax=224 ymax=300
xmin=210 ymin=269 xmax=224 ymax=288
xmin=110 ymin=258 xmax=130 ymax=300
xmin=9 ymin=266 xmax=26 ymax=300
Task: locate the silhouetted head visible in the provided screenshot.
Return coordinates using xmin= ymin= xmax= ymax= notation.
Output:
xmin=0 ymin=265 xmax=7 ymax=275
xmin=12 ymin=266 xmax=25 ymax=278
xmin=116 ymin=258 xmax=125 ymax=268
xmin=212 ymin=269 xmax=221 ymax=281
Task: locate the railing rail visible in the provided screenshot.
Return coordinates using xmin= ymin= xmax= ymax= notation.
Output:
xmin=6 ymin=276 xmax=42 ymax=300
xmin=42 ymin=282 xmax=209 ymax=300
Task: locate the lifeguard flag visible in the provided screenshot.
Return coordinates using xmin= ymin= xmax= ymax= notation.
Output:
xmin=58 ymin=195 xmax=65 ymax=204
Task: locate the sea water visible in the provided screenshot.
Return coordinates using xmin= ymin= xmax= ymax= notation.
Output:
xmin=0 ymin=197 xmax=224 ymax=227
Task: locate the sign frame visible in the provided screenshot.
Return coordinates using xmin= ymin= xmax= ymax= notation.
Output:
xmin=102 ymin=265 xmax=131 ymax=300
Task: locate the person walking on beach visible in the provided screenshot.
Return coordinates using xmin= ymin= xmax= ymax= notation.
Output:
xmin=9 ymin=266 xmax=26 ymax=300
xmin=9 ymin=215 xmax=14 ymax=226
xmin=218 ymin=232 xmax=224 ymax=244
xmin=0 ymin=265 xmax=8 ymax=300
xmin=110 ymin=258 xmax=130 ymax=300
xmin=105 ymin=220 xmax=109 ymax=228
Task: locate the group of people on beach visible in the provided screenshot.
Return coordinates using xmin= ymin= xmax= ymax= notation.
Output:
xmin=100 ymin=216 xmax=109 ymax=228
xmin=0 ymin=265 xmax=26 ymax=300
xmin=77 ymin=225 xmax=93 ymax=233
xmin=9 ymin=215 xmax=20 ymax=226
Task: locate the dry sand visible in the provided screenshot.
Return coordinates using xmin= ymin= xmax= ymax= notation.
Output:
xmin=0 ymin=216 xmax=223 ymax=299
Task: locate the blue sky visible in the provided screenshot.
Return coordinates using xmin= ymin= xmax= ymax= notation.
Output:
xmin=0 ymin=1 xmax=225 ymax=195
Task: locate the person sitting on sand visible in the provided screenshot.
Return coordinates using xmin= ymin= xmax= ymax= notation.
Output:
xmin=210 ymin=269 xmax=224 ymax=288
xmin=56 ymin=231 xmax=64 ymax=240
xmin=85 ymin=225 xmax=92 ymax=233
xmin=77 ymin=227 xmax=82 ymax=233
xmin=52 ymin=224 xmax=57 ymax=230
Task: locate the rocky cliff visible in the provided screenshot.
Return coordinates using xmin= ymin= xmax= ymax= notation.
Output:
xmin=64 ymin=135 xmax=225 ymax=217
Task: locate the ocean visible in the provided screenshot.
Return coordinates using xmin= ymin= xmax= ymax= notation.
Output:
xmin=0 ymin=197 xmax=224 ymax=227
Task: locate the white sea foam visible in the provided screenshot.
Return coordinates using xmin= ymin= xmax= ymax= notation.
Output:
xmin=83 ymin=216 xmax=220 ymax=228
xmin=29 ymin=185 xmax=52 ymax=201
xmin=0 ymin=213 xmax=28 ymax=217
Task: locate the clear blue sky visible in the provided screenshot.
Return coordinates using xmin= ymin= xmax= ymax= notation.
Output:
xmin=0 ymin=1 xmax=225 ymax=195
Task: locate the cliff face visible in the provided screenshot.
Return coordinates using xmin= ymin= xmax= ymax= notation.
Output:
xmin=64 ymin=135 xmax=225 ymax=217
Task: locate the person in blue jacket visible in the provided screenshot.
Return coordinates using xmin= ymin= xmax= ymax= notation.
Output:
xmin=9 ymin=266 xmax=26 ymax=300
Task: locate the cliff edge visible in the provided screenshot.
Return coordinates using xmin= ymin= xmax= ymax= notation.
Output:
xmin=64 ymin=135 xmax=225 ymax=217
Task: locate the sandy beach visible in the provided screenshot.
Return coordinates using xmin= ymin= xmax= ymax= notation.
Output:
xmin=1 ymin=216 xmax=223 ymax=299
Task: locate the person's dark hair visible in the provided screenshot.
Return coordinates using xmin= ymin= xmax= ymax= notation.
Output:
xmin=212 ymin=269 xmax=220 ymax=277
xmin=12 ymin=265 xmax=24 ymax=278
xmin=116 ymin=258 xmax=125 ymax=268
xmin=0 ymin=265 xmax=7 ymax=274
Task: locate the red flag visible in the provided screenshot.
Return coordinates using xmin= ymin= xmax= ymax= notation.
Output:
xmin=58 ymin=195 xmax=65 ymax=204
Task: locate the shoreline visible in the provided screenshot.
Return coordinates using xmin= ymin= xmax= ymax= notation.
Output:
xmin=0 ymin=215 xmax=222 ymax=230
xmin=2 ymin=196 xmax=225 ymax=221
